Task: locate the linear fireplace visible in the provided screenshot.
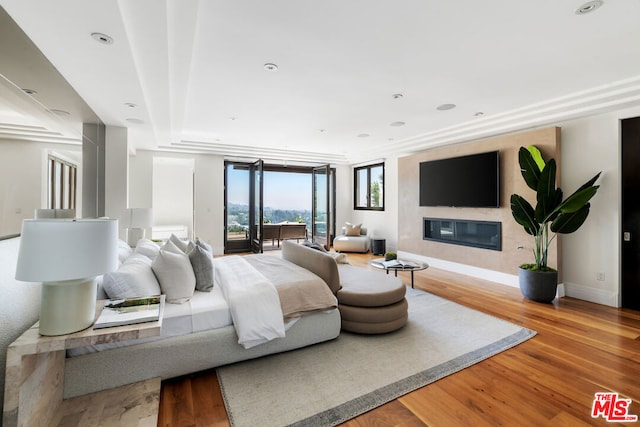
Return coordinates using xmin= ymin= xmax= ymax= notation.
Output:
xmin=423 ymin=217 xmax=501 ymax=251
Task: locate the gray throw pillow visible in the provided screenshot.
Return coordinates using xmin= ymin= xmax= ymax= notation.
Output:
xmin=188 ymin=244 xmax=214 ymax=292
xmin=196 ymin=237 xmax=212 ymax=253
xmin=302 ymin=240 xmax=328 ymax=252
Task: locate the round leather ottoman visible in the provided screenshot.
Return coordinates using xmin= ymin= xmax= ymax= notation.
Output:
xmin=336 ymin=268 xmax=408 ymax=334
xmin=339 ymin=298 xmax=408 ymax=334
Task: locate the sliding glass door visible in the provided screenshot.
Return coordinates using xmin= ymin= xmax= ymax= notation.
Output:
xmin=225 ymin=161 xmax=333 ymax=253
xmin=225 ymin=162 xmax=250 ymax=253
xmin=250 ymin=159 xmax=264 ymax=253
xmin=312 ymin=165 xmax=331 ymax=250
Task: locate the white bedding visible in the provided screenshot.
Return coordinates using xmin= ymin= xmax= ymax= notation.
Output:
xmin=67 ymin=288 xmax=232 ymax=356
xmin=215 ymin=255 xmax=286 ymax=349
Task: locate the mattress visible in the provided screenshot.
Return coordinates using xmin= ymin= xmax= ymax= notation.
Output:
xmin=67 ymin=287 xmax=233 ymax=357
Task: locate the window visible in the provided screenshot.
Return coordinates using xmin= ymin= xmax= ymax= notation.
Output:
xmin=48 ymin=155 xmax=77 ymax=210
xmin=354 ymin=162 xmax=384 ymax=210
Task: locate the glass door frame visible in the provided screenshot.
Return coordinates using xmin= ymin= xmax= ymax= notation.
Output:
xmin=250 ymin=159 xmax=264 ymax=253
xmin=224 ymin=161 xmax=334 ymax=253
xmin=312 ymin=165 xmax=336 ymax=250
xmin=223 ymin=160 xmax=264 ymax=254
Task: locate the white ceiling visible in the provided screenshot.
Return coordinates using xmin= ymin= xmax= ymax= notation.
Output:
xmin=2 ymin=0 xmax=640 ymax=164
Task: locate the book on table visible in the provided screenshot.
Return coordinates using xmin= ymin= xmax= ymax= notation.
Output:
xmin=94 ymin=295 xmax=164 ymax=329
xmin=381 ymin=259 xmax=419 ymax=269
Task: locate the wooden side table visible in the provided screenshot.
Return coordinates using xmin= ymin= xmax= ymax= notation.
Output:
xmin=3 ymin=299 xmax=163 ymax=427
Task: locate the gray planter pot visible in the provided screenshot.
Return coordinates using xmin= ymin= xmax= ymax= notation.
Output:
xmin=518 ymin=267 xmax=558 ymax=303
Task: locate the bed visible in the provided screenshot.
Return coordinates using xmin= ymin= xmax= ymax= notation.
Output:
xmin=63 ymin=243 xmax=340 ymax=399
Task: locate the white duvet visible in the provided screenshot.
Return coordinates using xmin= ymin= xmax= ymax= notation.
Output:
xmin=215 ymin=255 xmax=286 ymax=348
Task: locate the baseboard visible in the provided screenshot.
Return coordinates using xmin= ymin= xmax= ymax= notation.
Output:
xmin=397 ymin=251 xmax=520 ymax=288
xmin=563 ymin=282 xmax=619 ymax=307
xmin=398 ymin=250 xmax=619 ymax=307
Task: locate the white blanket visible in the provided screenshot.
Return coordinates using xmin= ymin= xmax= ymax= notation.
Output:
xmin=215 ymin=256 xmax=286 ymax=349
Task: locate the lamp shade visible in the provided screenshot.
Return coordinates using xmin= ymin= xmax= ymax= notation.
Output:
xmin=15 ymin=219 xmax=119 ymax=282
xmin=123 ymin=208 xmax=153 ymax=228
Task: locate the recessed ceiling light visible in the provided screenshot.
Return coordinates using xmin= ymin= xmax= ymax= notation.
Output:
xmin=22 ymin=88 xmax=37 ymax=95
xmin=50 ymin=109 xmax=70 ymax=116
xmin=91 ymin=32 xmax=114 ymax=45
xmin=392 ymin=93 xmax=403 ymax=99
xmin=436 ymin=103 xmax=456 ymax=111
xmin=126 ymin=118 xmax=144 ymax=124
xmin=264 ymin=63 xmax=279 ymax=71
xmin=575 ymin=1 xmax=603 ymax=15
xmin=390 ymin=121 xmax=406 ymax=127
xmin=124 ymin=102 xmax=137 ymax=108
xmin=357 ymin=133 xmax=370 ymax=138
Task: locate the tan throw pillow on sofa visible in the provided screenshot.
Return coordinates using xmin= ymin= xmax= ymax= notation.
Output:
xmin=345 ymin=222 xmax=362 ymax=236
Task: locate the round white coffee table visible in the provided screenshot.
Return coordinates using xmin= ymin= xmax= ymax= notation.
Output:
xmin=369 ymin=258 xmax=428 ymax=288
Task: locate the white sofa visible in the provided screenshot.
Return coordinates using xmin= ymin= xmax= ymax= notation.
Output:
xmin=333 ymin=226 xmax=370 ymax=253
xmin=0 ymin=237 xmax=41 ymax=415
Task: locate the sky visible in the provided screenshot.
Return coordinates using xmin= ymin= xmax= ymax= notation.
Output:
xmin=227 ymin=168 xmax=312 ymax=211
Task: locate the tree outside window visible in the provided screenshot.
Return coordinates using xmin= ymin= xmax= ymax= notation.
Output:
xmin=354 ymin=163 xmax=384 ymax=210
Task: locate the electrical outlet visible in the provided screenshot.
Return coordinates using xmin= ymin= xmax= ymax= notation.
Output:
xmin=597 ymin=272 xmax=605 ymax=281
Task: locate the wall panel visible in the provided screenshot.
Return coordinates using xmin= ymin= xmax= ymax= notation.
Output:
xmin=398 ymin=127 xmax=560 ymax=277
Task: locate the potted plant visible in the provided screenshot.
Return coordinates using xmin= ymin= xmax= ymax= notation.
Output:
xmin=510 ymin=145 xmax=601 ymax=303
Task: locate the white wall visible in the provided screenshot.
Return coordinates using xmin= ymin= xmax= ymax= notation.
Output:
xmin=104 ymin=126 xmax=129 ymax=238
xmin=333 ymin=164 xmax=352 ymax=240
xmin=350 ymin=155 xmax=399 ymax=252
xmin=193 ymin=155 xmax=225 ymax=251
xmin=558 ymin=105 xmax=640 ymax=306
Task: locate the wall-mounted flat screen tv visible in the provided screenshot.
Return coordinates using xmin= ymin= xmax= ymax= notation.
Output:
xmin=419 ymin=151 xmax=500 ymax=207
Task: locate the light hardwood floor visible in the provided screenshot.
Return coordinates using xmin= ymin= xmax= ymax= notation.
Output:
xmin=158 ymin=252 xmax=640 ymax=426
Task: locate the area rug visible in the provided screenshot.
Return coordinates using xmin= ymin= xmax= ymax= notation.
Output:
xmin=217 ymin=287 xmax=536 ymax=427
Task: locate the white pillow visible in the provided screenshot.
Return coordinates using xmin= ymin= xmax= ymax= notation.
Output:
xmin=169 ymin=233 xmax=189 ymax=253
xmin=329 ymin=251 xmax=349 ymax=264
xmin=102 ymin=260 xmax=162 ymax=299
xmin=151 ymin=248 xmax=196 ymax=304
xmin=135 ymin=239 xmax=160 ymax=259
xmin=117 ymin=239 xmax=133 ymax=263
xmin=161 ymin=239 xmax=185 ymax=255
xmin=124 ymin=253 xmax=152 ymax=266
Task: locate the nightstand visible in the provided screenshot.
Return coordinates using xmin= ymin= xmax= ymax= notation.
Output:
xmin=3 ymin=300 xmax=163 ymax=427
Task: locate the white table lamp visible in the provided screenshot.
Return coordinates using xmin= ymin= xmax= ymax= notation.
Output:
xmin=123 ymin=208 xmax=153 ymax=246
xmin=15 ymin=219 xmax=118 ymax=336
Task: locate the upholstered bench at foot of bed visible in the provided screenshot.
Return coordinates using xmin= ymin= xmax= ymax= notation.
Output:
xmin=336 ymin=265 xmax=408 ymax=334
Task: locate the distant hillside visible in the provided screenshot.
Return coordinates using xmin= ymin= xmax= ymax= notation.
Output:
xmin=228 ymin=203 xmax=311 ymax=226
